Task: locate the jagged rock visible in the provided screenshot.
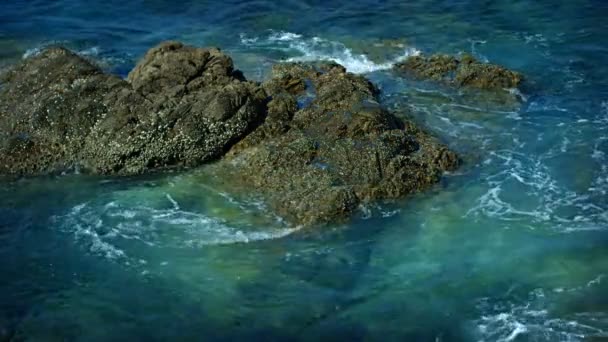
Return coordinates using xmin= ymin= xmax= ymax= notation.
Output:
xmin=0 ymin=42 xmax=267 ymax=175
xmin=0 ymin=42 xmax=459 ymax=226
xmin=220 ymin=62 xmax=459 ymax=225
xmin=127 ymin=42 xmax=241 ymax=95
xmin=80 ymin=42 xmax=267 ymax=174
xmin=395 ymin=53 xmax=522 ymax=90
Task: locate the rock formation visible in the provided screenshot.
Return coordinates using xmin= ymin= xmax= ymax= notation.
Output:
xmin=216 ymin=62 xmax=459 ymax=225
xmin=0 ymin=42 xmax=266 ymax=175
xmin=394 ymin=53 xmax=522 ymax=90
xmin=0 ymin=42 xmax=463 ymax=225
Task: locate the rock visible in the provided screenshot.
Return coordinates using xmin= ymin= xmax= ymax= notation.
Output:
xmin=127 ymin=41 xmax=241 ymax=95
xmin=81 ymin=42 xmax=267 ymax=174
xmin=394 ymin=53 xmax=522 ymax=90
xmin=455 ymin=57 xmax=523 ymax=89
xmin=219 ymin=62 xmax=459 ymax=226
xmin=0 ymin=42 xmax=459 ymax=226
xmin=0 ymin=47 xmax=125 ymax=174
xmin=396 ymin=54 xmax=459 ymax=82
xmin=0 ymin=42 xmax=267 ymax=175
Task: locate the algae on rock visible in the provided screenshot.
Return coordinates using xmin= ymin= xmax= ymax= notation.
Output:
xmin=394 ymin=53 xmax=522 ymax=90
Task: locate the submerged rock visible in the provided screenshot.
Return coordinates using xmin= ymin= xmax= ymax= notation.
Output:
xmin=0 ymin=42 xmax=266 ymax=175
xmin=394 ymin=53 xmax=522 ymax=90
xmin=218 ymin=62 xmax=459 ymax=225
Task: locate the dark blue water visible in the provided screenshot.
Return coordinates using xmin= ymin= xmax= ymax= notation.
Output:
xmin=1 ymin=1 xmax=607 ymax=340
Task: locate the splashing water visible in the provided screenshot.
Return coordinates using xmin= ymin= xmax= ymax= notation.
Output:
xmin=240 ymin=30 xmax=421 ymax=74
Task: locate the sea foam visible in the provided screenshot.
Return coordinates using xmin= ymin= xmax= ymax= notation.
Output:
xmin=240 ymin=30 xmax=420 ymax=74
xmin=51 ymin=191 xmax=301 ymax=263
xmin=473 ymin=285 xmax=607 ymax=342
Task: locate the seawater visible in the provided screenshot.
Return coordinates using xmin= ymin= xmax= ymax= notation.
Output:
xmin=1 ymin=0 xmax=607 ymax=340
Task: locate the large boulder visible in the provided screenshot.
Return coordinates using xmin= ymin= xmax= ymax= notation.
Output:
xmin=80 ymin=42 xmax=267 ymax=174
xmin=219 ymin=62 xmax=459 ymax=226
xmin=394 ymin=53 xmax=522 ymax=90
xmin=0 ymin=42 xmax=267 ymax=175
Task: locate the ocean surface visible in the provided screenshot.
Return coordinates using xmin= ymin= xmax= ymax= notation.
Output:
xmin=1 ymin=0 xmax=608 ymax=340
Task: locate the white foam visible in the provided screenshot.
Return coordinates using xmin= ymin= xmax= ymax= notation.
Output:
xmin=503 ymin=322 xmax=527 ymax=342
xmin=22 ymin=47 xmax=42 ymax=59
xmin=239 ymin=30 xmax=420 ymax=74
xmin=473 ymin=285 xmax=607 ymax=342
xmin=357 ymin=203 xmax=401 ymax=220
xmin=465 ymin=146 xmax=608 ymax=233
xmin=508 ymin=88 xmax=528 ymax=102
xmin=22 ymin=41 xmax=99 ymax=59
xmin=165 ymin=193 xmax=180 ymax=210
xmin=267 ymin=31 xmax=303 ymax=42
xmin=51 ymin=194 xmax=301 ymax=263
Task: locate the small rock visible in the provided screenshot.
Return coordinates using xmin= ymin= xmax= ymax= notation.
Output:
xmin=394 ymin=53 xmax=522 ymax=90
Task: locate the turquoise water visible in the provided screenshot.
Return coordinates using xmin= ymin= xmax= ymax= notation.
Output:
xmin=1 ymin=1 xmax=608 ymax=340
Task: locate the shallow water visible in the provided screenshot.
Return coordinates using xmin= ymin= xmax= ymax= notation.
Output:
xmin=1 ymin=0 xmax=608 ymax=340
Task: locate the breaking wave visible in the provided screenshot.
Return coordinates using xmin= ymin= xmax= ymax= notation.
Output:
xmin=239 ymin=30 xmax=420 ymax=74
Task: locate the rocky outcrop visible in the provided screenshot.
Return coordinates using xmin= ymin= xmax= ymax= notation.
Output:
xmin=0 ymin=42 xmax=266 ymax=175
xmin=81 ymin=42 xmax=267 ymax=174
xmin=0 ymin=42 xmax=459 ymax=226
xmin=0 ymin=47 xmax=125 ymax=174
xmin=217 ymin=62 xmax=459 ymax=225
xmin=394 ymin=53 xmax=522 ymax=90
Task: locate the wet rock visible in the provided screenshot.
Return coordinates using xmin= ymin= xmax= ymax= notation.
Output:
xmin=229 ymin=92 xmax=298 ymax=153
xmin=0 ymin=42 xmax=267 ymax=175
xmin=0 ymin=42 xmax=459 ymax=226
xmin=127 ymin=41 xmax=241 ymax=95
xmin=81 ymin=42 xmax=267 ymax=174
xmin=394 ymin=53 xmax=522 ymax=90
xmin=220 ymin=62 xmax=459 ymax=226
xmin=0 ymin=47 xmax=125 ymax=174
xmin=396 ymin=54 xmax=459 ymax=82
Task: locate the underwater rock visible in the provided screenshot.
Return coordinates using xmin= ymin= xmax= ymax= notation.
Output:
xmin=0 ymin=42 xmax=267 ymax=175
xmin=394 ymin=53 xmax=522 ymax=90
xmin=220 ymin=62 xmax=459 ymax=225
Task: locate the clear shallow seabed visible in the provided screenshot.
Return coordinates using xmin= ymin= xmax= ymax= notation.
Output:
xmin=1 ymin=0 xmax=608 ymax=340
